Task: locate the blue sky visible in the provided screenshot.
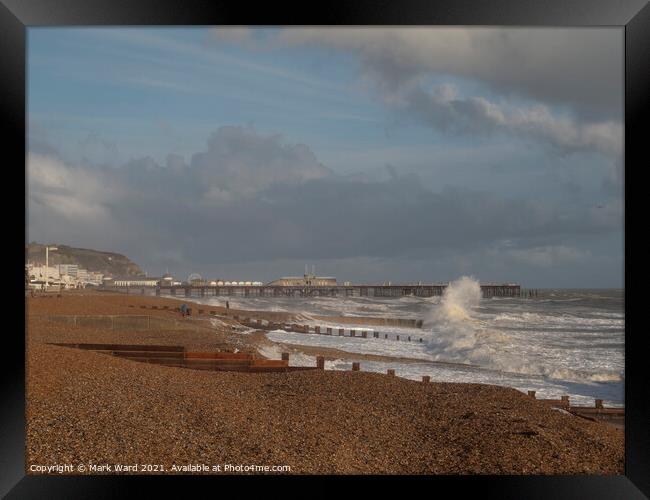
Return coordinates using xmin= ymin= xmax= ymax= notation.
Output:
xmin=29 ymin=28 xmax=384 ymax=167
xmin=27 ymin=27 xmax=624 ymax=287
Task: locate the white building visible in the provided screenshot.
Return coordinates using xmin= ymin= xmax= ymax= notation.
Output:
xmin=28 ymin=264 xmax=60 ymax=282
xmin=26 ymin=263 xmax=70 ymax=289
xmin=112 ymin=277 xmax=160 ymax=287
xmin=89 ymin=271 xmax=104 ymax=284
xmin=27 ymin=261 xmax=109 ymax=289
xmin=58 ymin=264 xmax=79 ymax=277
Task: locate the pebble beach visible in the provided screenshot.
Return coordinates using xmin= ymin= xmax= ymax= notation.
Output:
xmin=26 ymin=292 xmax=624 ymax=475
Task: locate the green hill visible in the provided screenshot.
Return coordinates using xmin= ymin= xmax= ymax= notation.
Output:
xmin=26 ymin=243 xmax=144 ymax=278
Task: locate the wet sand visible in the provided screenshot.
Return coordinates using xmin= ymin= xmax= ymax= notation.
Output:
xmin=26 ymin=291 xmax=624 ymax=474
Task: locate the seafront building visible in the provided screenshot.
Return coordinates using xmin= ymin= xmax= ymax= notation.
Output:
xmin=58 ymin=264 xmax=79 ymax=277
xmin=26 ymin=262 xmax=104 ymax=289
xmin=267 ymin=271 xmax=337 ymax=287
xmin=107 ymin=276 xmax=161 ymax=287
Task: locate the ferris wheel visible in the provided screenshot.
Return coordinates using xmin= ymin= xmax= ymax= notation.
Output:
xmin=187 ymin=273 xmax=203 ymax=283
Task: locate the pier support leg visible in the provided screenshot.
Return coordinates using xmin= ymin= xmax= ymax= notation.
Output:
xmin=316 ymin=356 xmax=325 ymax=370
xmin=352 ymin=362 xmax=360 ymax=371
xmin=422 ymin=376 xmax=430 ymax=383
xmin=387 ymin=369 xmax=395 ymax=376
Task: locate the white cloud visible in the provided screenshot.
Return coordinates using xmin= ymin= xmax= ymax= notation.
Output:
xmin=403 ymin=85 xmax=622 ymax=158
xmin=190 ymin=126 xmax=333 ymax=198
xmin=28 ymin=153 xmax=115 ymax=220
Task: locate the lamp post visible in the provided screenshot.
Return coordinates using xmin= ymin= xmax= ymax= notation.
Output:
xmin=45 ymin=246 xmax=58 ymax=289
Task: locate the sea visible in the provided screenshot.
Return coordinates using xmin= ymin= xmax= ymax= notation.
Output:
xmin=189 ymin=277 xmax=624 ymax=407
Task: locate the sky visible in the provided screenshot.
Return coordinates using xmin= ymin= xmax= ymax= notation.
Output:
xmin=26 ymin=27 xmax=624 ymax=287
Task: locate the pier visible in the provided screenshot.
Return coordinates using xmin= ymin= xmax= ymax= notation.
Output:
xmin=103 ymin=283 xmax=527 ymax=299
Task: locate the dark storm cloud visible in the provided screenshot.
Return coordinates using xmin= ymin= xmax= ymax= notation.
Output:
xmin=28 ymin=126 xmax=621 ymax=278
xmin=212 ymin=28 xmax=622 ymax=167
xmin=271 ymin=27 xmax=623 ymax=121
xmin=207 ymin=180 xmax=617 ymax=263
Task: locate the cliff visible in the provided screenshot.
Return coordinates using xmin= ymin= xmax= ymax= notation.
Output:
xmin=26 ymin=243 xmax=143 ymax=278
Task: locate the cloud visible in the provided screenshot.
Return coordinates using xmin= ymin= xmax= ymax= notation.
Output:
xmin=207 ymin=27 xmax=622 ymax=162
xmin=78 ymin=132 xmax=120 ymax=166
xmin=28 ymin=153 xmax=116 ymax=221
xmin=27 ymin=127 xmax=334 ymax=262
xmin=506 ymin=245 xmax=591 ymax=268
xmin=403 ymin=85 xmax=622 ymax=158
xmin=28 ymin=126 xmax=621 ymax=280
xmin=270 ymin=27 xmax=623 ymax=121
xmin=28 ymin=123 xmax=63 ymax=158
xmin=189 ymin=126 xmax=332 ymax=197
xmin=210 ymin=27 xmax=256 ymax=44
xmin=27 ymin=152 xmax=126 ymax=250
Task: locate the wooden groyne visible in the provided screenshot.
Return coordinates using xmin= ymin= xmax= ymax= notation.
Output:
xmin=231 ymin=314 xmax=425 ymax=342
xmin=47 ymin=340 xmax=623 ymax=427
xmin=311 ymin=315 xmax=423 ymax=328
xmin=49 ymin=343 xmax=317 ymax=373
xmin=38 ymin=308 xmax=426 ymax=342
xmin=525 ymin=390 xmax=624 ymax=427
xmin=38 ymin=314 xmax=194 ymax=331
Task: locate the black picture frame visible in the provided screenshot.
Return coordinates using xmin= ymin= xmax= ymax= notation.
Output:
xmin=2 ymin=0 xmax=647 ymax=497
